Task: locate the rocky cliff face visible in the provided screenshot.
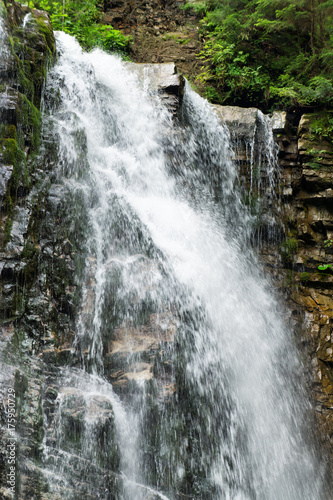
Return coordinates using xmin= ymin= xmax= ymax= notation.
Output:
xmin=0 ymin=0 xmax=332 ymax=497
xmin=103 ymin=0 xmax=204 ymax=91
xmin=0 ymin=4 xmax=186 ymax=496
xmin=0 ymin=1 xmax=77 ymax=497
xmin=278 ymin=112 xmax=333 ymax=447
xmin=213 ymin=104 xmax=333 ymax=460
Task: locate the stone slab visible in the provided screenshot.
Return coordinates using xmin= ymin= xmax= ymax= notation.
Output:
xmin=212 ymin=104 xmax=259 ymax=143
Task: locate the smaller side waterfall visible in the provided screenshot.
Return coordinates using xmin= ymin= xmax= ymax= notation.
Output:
xmin=256 ymin=111 xmax=280 ymax=202
xmin=211 ymin=104 xmax=283 ymax=247
xmin=22 ymin=13 xmax=32 ymax=29
xmin=253 ymin=110 xmax=283 ymax=246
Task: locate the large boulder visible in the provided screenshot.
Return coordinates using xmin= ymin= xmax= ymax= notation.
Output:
xmin=212 ymin=104 xmax=259 ymax=144
xmin=126 ymin=61 xmax=185 ymax=114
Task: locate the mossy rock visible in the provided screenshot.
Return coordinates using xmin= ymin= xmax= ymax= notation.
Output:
xmin=2 ymin=137 xmax=29 ymax=195
xmin=8 ymin=5 xmax=56 ymax=107
xmin=280 ymin=237 xmax=298 ymax=263
xmin=298 ymin=112 xmax=333 ymax=164
xmin=0 ymin=124 xmax=17 ymax=140
xmin=34 ymin=13 xmax=56 ymax=54
xmin=17 ymin=93 xmax=42 ymax=152
xmin=0 ymin=0 xmax=7 ymax=18
xmin=3 ymin=137 xmax=18 ymax=164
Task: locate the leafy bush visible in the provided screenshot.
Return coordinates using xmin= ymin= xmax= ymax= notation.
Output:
xmin=22 ymin=0 xmax=131 ymax=55
xmin=318 ymin=264 xmax=333 ymax=271
xmin=309 ymin=112 xmax=333 ymax=144
xmin=195 ymin=0 xmax=333 ymax=110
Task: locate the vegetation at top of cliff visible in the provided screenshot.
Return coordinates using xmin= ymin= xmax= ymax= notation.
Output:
xmin=193 ymin=0 xmax=333 ymax=111
xmin=22 ymin=0 xmax=130 ymax=54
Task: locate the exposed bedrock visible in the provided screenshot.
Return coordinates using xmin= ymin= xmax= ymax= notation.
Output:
xmin=0 ymin=1 xmax=332 ymax=495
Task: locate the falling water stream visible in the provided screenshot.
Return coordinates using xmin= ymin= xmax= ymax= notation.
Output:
xmin=24 ymin=31 xmax=326 ymax=499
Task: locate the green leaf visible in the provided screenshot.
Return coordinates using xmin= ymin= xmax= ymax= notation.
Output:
xmin=318 ymin=264 xmax=333 ymax=271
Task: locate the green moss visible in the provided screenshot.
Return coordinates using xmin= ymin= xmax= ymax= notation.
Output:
xmin=4 ymin=217 xmax=13 ymax=245
xmin=4 ymin=192 xmax=13 ymax=212
xmin=0 ymin=124 xmax=17 ymax=140
xmin=2 ymin=138 xmax=28 ymax=193
xmin=18 ymin=93 xmax=42 ymax=152
xmin=280 ymin=237 xmax=298 ymax=262
xmin=0 ymin=1 xmax=6 ymax=17
xmin=10 ymin=15 xmax=55 ymax=108
xmin=299 ymin=272 xmax=310 ymax=284
xmin=7 ymin=124 xmax=17 ymax=140
xmin=3 ymin=138 xmax=17 ymax=164
xmin=20 ymin=61 xmax=34 ymax=102
xmin=35 ymin=15 xmax=56 ymax=54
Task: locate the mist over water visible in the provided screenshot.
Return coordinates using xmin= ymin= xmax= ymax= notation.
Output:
xmin=38 ymin=31 xmax=324 ymax=499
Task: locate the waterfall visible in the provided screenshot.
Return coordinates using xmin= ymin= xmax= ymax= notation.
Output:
xmin=22 ymin=13 xmax=32 ymax=29
xmin=0 ymin=15 xmax=10 ymax=76
xmin=17 ymin=31 xmax=326 ymax=498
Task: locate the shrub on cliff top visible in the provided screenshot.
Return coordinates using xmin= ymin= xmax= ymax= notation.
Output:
xmin=194 ymin=0 xmax=333 ymax=111
xmin=22 ymin=0 xmax=130 ymax=54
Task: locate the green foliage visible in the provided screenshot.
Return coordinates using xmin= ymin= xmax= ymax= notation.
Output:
xmin=280 ymin=236 xmax=298 ymax=262
xmin=182 ymin=1 xmax=207 ymax=15
xmin=195 ymin=0 xmax=333 ymax=109
xmin=309 ymin=112 xmax=333 ymax=144
xmin=299 ymin=272 xmax=310 ymax=284
xmin=318 ymin=238 xmax=333 ymax=271
xmin=318 ymin=263 xmax=333 ymax=270
xmin=4 ymin=217 xmax=13 ymax=246
xmin=0 ymin=0 xmax=7 ymax=18
xmin=18 ymin=94 xmax=42 ymax=152
xmin=21 ymin=0 xmax=131 ymax=54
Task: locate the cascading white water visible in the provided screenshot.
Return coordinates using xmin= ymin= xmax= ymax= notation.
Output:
xmin=0 ymin=13 xmax=11 ymax=73
xmin=22 ymin=13 xmax=32 ymax=29
xmin=41 ymin=31 xmax=325 ymax=499
xmin=223 ymin=106 xmax=281 ymax=247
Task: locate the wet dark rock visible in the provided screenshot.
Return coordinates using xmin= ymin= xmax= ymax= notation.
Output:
xmin=62 ymin=238 xmax=73 ymax=255
xmin=0 ymin=89 xmax=20 ymax=125
xmin=0 ymin=165 xmax=13 ymax=199
xmin=0 ymin=0 xmax=333 ymax=494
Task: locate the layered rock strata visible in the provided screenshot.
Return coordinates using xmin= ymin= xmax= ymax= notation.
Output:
xmin=213 ymin=104 xmax=333 ymax=461
xmin=0 ymin=0 xmax=332 ymax=494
